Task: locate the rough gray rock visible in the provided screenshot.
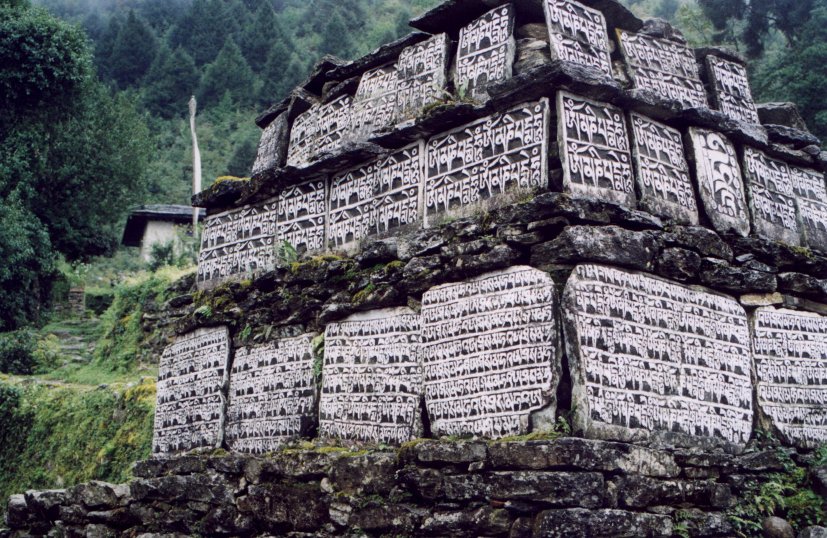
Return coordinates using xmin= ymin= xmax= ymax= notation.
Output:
xmin=531 ymin=225 xmax=660 ymax=271
xmin=763 ymin=516 xmax=795 ymax=538
xmin=533 ymin=508 xmax=673 ymax=537
xmin=757 ymin=102 xmax=809 ymax=131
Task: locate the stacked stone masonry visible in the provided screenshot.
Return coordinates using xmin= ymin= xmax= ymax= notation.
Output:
xmin=181 ymin=0 xmax=827 ymax=454
xmin=9 ymin=0 xmax=827 ymax=535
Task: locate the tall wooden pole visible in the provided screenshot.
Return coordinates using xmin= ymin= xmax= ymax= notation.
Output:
xmin=189 ymin=96 xmax=202 ymax=234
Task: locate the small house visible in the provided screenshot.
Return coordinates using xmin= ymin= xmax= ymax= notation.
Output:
xmin=122 ymin=205 xmax=204 ymax=262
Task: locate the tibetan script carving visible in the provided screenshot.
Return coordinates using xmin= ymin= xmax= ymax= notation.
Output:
xmin=790 ymin=165 xmax=827 ymax=252
xmin=329 ymin=143 xmax=423 ymax=250
xmin=226 ymin=334 xmax=317 ymax=454
xmin=153 ymin=327 xmax=230 ymax=456
xmin=252 ymin=113 xmax=288 ymax=176
xmin=799 ymin=198 xmax=827 ymax=253
xmin=350 ymin=64 xmax=398 ymax=139
xmin=286 ymin=95 xmax=353 ymax=168
xmin=558 ymin=92 xmax=635 ymax=206
xmin=618 ymin=30 xmax=707 ymax=108
xmin=319 ymin=308 xmax=422 ymax=445
xmin=688 ymin=128 xmax=750 ymax=237
xmin=422 ymin=267 xmax=560 ymax=438
xmin=630 ymin=113 xmax=697 ymax=224
xmin=791 ymin=166 xmax=827 ymax=202
xmin=706 ymin=56 xmax=760 ymax=124
xmin=742 ymin=147 xmax=800 ymax=245
xmin=564 ymin=265 xmax=753 ymax=446
xmin=753 ymin=308 xmax=827 ymax=449
xmin=455 ymin=4 xmax=516 ymax=99
xmin=277 ymin=179 xmax=327 ymax=253
xmin=397 ymin=33 xmax=450 ymax=121
xmin=425 ymin=99 xmax=548 ymax=226
xmin=543 ymin=0 xmax=612 ymax=76
xmin=197 ymin=200 xmax=279 ymax=290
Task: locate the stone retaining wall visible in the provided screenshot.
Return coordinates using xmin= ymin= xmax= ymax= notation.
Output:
xmin=5 ymin=437 xmax=821 ymax=537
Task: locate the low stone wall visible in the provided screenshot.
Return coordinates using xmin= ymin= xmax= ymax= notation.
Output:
xmin=4 ymin=437 xmax=824 ymax=537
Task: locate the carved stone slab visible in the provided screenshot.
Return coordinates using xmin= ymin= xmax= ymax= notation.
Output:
xmin=799 ymin=198 xmax=827 ymax=253
xmin=791 ymin=166 xmax=827 ymax=202
xmin=152 ymin=327 xmax=230 ymax=456
xmin=329 ymin=143 xmax=423 ymax=250
xmin=742 ymin=147 xmax=794 ymax=196
xmin=350 ymin=64 xmax=398 ymax=139
xmin=252 ymin=113 xmax=289 ymax=176
xmin=319 ymin=308 xmax=422 ymax=445
xmin=277 ymin=179 xmax=327 ymax=254
xmin=543 ymin=0 xmax=612 ymax=77
xmin=706 ymin=55 xmax=760 ymax=124
xmin=557 ymin=92 xmax=635 ymax=206
xmin=688 ymin=128 xmax=750 ymax=237
xmin=197 ymin=200 xmax=279 ymax=290
xmin=563 ymin=265 xmax=753 ymax=446
xmin=753 ymin=308 xmax=827 ymax=448
xmin=617 ymin=30 xmax=707 ymax=108
xmin=226 ymin=334 xmax=317 ymax=454
xmin=397 ymin=33 xmax=450 ymax=121
xmin=741 ymin=147 xmax=800 ymax=245
xmin=425 ymin=99 xmax=548 ymax=226
xmin=747 ymin=183 xmax=800 ymax=246
xmin=286 ymin=95 xmax=353 ymax=168
xmin=455 ymin=4 xmax=516 ymax=99
xmin=422 ymin=266 xmax=561 ymax=438
xmin=629 ymin=112 xmax=697 ymax=224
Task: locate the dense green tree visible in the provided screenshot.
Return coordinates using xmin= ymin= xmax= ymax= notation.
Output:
xmin=240 ymin=3 xmax=291 ymax=72
xmin=654 ymin=0 xmax=680 ymax=19
xmin=752 ymin=3 xmax=827 ymax=139
xmin=257 ymin=42 xmax=299 ymax=104
xmin=0 ymin=5 xmax=90 ymax=111
xmin=171 ymin=0 xmax=241 ymax=66
xmin=320 ymin=9 xmax=355 ymax=58
xmin=94 ymin=13 xmax=122 ymax=79
xmin=198 ymin=37 xmax=257 ymax=107
xmin=0 ymin=202 xmax=54 ymax=331
xmin=699 ymin=0 xmax=818 ymax=56
xmin=226 ymin=137 xmax=257 ymax=176
xmin=143 ymin=45 xmax=199 ymax=118
xmin=109 ymin=10 xmax=158 ymax=88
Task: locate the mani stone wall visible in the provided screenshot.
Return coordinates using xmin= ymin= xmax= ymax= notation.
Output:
xmin=165 ymin=0 xmax=827 ymax=457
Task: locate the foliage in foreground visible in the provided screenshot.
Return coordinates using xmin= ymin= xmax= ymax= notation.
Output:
xmin=0 ymin=379 xmax=155 ymax=507
xmin=94 ymin=266 xmax=193 ymax=372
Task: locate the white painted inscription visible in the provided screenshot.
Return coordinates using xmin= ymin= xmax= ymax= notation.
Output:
xmin=618 ymin=30 xmax=707 ymax=108
xmin=425 ymin=99 xmax=548 ymax=225
xmin=689 ymin=128 xmax=750 ymax=237
xmin=564 ymin=265 xmax=753 ymax=445
xmin=543 ymin=0 xmax=612 ymax=76
xmin=753 ymin=308 xmax=827 ymax=448
xmin=791 ymin=166 xmax=827 ymax=202
xmin=277 ymin=179 xmax=327 ymax=253
xmin=226 ymin=334 xmax=316 ymax=454
xmin=706 ymin=56 xmax=760 ymax=124
xmin=742 ymin=147 xmax=800 ymax=245
xmin=421 ymin=266 xmax=560 ymax=438
xmin=350 ymin=64 xmax=398 ymax=139
xmin=630 ymin=112 xmax=697 ymax=223
xmin=799 ymin=198 xmax=827 ymax=253
xmin=558 ymin=92 xmax=635 ymax=206
xmin=286 ymin=95 xmax=353 ymax=168
xmin=319 ymin=308 xmax=422 ymax=445
xmin=455 ymin=4 xmax=516 ymax=99
xmin=197 ymin=200 xmax=279 ymax=290
xmin=153 ymin=327 xmax=230 ymax=456
xmin=329 ymin=143 xmax=423 ymax=249
xmin=397 ymin=33 xmax=450 ymax=120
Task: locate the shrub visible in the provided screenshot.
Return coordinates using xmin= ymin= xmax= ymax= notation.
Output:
xmin=0 ymin=329 xmax=37 ymax=374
